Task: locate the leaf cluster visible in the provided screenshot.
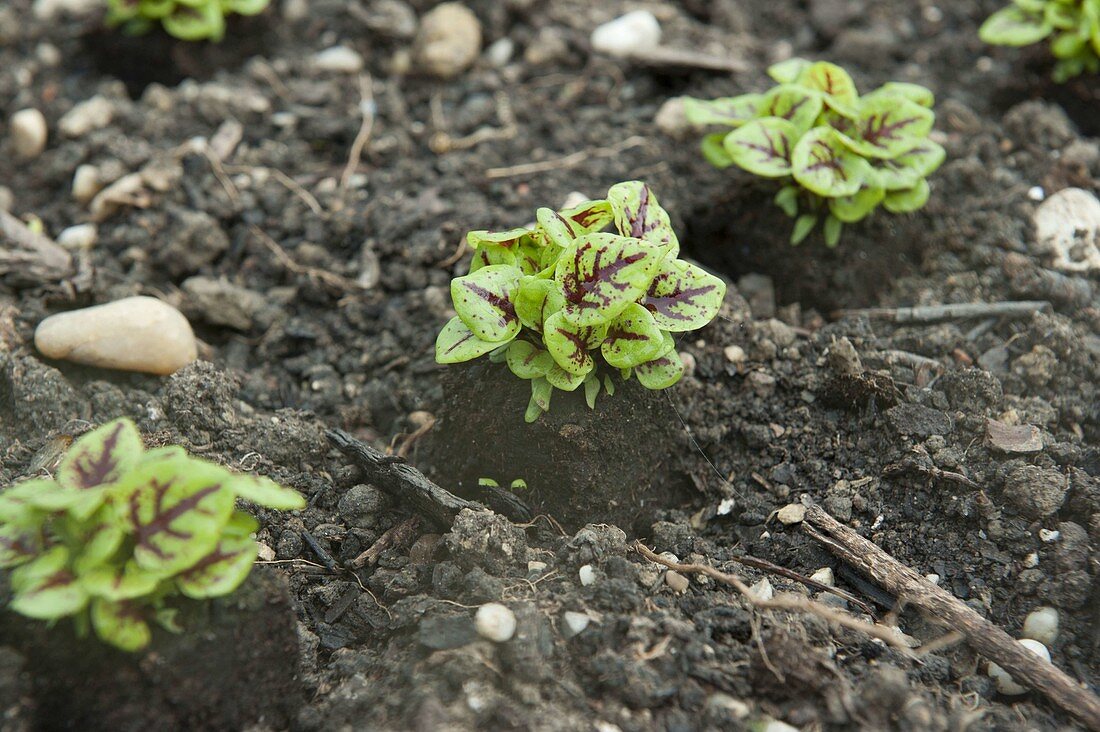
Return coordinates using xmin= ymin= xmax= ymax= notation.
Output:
xmin=106 ymin=0 xmax=269 ymax=42
xmin=981 ymin=0 xmax=1100 ymax=81
xmin=683 ymin=59 xmax=945 ymax=246
xmin=0 ymin=418 xmax=305 ymax=652
xmin=435 ymin=182 xmax=727 ymax=423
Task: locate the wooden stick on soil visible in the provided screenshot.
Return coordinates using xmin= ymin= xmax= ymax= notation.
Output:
xmin=0 ymin=209 xmax=74 ymax=287
xmin=802 ymin=504 xmax=1100 ymax=731
xmin=633 ymin=542 xmax=912 ymax=651
xmin=834 ymin=301 xmax=1051 ymax=323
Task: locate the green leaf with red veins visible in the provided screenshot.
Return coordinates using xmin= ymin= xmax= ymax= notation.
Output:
xmin=869 ymin=140 xmax=946 ymax=190
xmin=724 ymin=118 xmax=797 ymax=178
xmin=682 ymin=94 xmax=762 ymax=127
xmin=546 ymin=364 xmax=586 ymax=391
xmin=436 ymin=316 xmax=499 ymax=364
xmin=635 ymin=336 xmax=685 ymax=390
xmin=554 ymin=233 xmax=663 ymax=327
xmin=767 ymin=57 xmax=812 ymax=83
xmin=505 ymin=341 xmax=554 ymax=379
xmin=607 ymin=182 xmax=680 ymax=257
xmin=119 ymin=455 xmax=236 ymax=576
xmin=451 ymin=264 xmax=522 ymax=342
xmin=883 ymin=179 xmax=931 ymax=213
xmin=10 ymin=546 xmax=88 ymax=619
xmin=514 ymin=277 xmax=566 ymax=332
xmin=791 ymin=127 xmax=869 ymax=198
xmin=231 ymin=474 xmax=305 ymax=511
xmin=0 ymin=480 xmax=55 ymax=523
xmin=176 ymin=512 xmax=259 ymax=599
xmin=0 ymin=522 xmax=43 ymax=568
xmin=839 ymin=97 xmax=934 ymax=159
xmin=795 ymin=62 xmax=860 ymax=115
xmin=558 ymin=199 xmax=614 ymax=237
xmin=642 ymin=259 xmax=727 ymax=332
xmin=757 ymin=86 xmax=823 ymax=133
xmin=81 ymin=561 xmax=162 ymax=601
xmin=71 ymin=508 xmax=126 ymax=574
xmin=58 ymin=418 xmax=144 ymax=492
xmin=543 ymin=311 xmax=607 ymax=375
xmin=601 ymin=303 xmax=666 ymax=368
xmin=865 ymin=82 xmax=935 ymax=108
xmin=979 ymin=6 xmax=1053 ymax=45
xmin=829 ymin=183 xmax=886 ymax=223
xmin=90 ymin=599 xmax=151 ymax=652
xmin=467 ymin=228 xmax=530 ymax=273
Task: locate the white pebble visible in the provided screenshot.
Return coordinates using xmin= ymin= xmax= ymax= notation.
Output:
xmin=474 ymin=602 xmax=516 ymax=643
xmin=988 ymin=639 xmax=1050 ymax=695
xmin=1023 ymin=552 xmax=1039 ymax=568
xmin=560 ymin=191 xmax=592 ymax=209
xmin=776 ymin=504 xmax=805 ymax=525
xmin=72 ymin=164 xmax=102 ymax=203
xmin=1032 ymin=187 xmax=1100 ymax=272
xmin=590 ymin=10 xmax=661 ymax=58
xmin=716 ymin=497 xmax=736 ymax=516
xmin=1027 ymin=185 xmax=1045 ymax=201
xmin=579 ymin=564 xmax=597 ymax=586
xmin=562 ymin=610 xmax=591 ymax=637
xmin=665 ymin=569 xmax=690 ymax=593
xmin=11 ymin=109 xmax=48 ymax=159
xmin=312 ymin=46 xmax=364 ymax=73
xmin=810 ymin=567 xmax=834 ymax=586
xmin=749 ymin=577 xmax=773 ymax=602
xmin=1021 ymin=607 xmax=1059 ymax=646
xmin=56 ymin=223 xmax=97 ymax=250
xmin=1039 ymin=528 xmax=1060 ymax=543
xmin=724 ymin=345 xmax=746 ymax=364
xmin=925 ymin=573 xmax=941 ymax=586
xmin=485 ymin=37 xmax=514 ymax=67
xmin=35 ymin=296 xmax=198 ymax=375
xmin=527 ymin=560 xmax=548 ymax=573
xmin=413 ymin=2 xmax=482 ymax=78
xmin=655 ymin=96 xmax=694 ymax=139
xmin=59 ymin=96 xmax=113 ymax=138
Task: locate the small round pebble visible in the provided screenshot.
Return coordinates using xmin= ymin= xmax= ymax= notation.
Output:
xmin=590 ymin=10 xmax=661 ymax=58
xmin=413 ymin=2 xmax=482 ymax=78
xmin=11 ymin=108 xmax=48 ymax=159
xmin=810 ymin=567 xmax=834 ymax=586
xmin=749 ymin=577 xmax=774 ymax=602
xmin=56 ymin=223 xmax=97 ymax=250
xmin=988 ymin=638 xmax=1050 ymax=695
xmin=665 ymin=570 xmax=690 ymax=593
xmin=562 ymin=611 xmax=591 ymax=637
xmin=58 ymin=96 xmax=113 ymax=138
xmin=474 ymin=602 xmax=516 ymax=643
xmin=312 ymin=46 xmax=364 ymax=73
xmin=35 ymin=296 xmax=198 ymax=375
xmin=1021 ymin=607 xmax=1059 ymax=646
xmin=578 ymin=564 xmax=596 ymax=586
xmin=72 ymin=164 xmax=102 ymax=203
xmin=776 ymin=504 xmax=806 ymax=525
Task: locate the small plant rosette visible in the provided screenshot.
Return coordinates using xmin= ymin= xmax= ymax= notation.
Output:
xmin=106 ymin=0 xmax=269 ymax=42
xmin=0 ymin=418 xmax=305 ymax=652
xmin=981 ymin=0 xmax=1100 ymax=81
xmin=683 ymin=59 xmax=945 ymax=247
xmin=435 ymin=181 xmax=727 ymax=423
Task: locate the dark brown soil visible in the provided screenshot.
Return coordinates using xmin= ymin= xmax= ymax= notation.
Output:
xmin=1 ymin=0 xmax=1099 ymax=729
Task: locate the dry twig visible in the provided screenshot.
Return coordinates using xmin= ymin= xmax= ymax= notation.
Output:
xmin=485 ymin=136 xmax=648 ymax=179
xmin=836 ymin=301 xmax=1051 ymax=323
xmin=803 ymin=504 xmax=1100 ymax=731
xmin=0 ymin=210 xmax=74 ymax=287
xmin=340 ymin=73 xmax=376 ymax=195
xmin=249 ymin=226 xmax=362 ymax=292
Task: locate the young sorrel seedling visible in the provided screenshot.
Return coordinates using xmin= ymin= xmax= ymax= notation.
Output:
xmin=0 ymin=418 xmax=304 ymax=651
xmin=981 ymin=0 xmax=1100 ymax=81
xmin=435 ymin=182 xmax=726 ymax=423
xmin=683 ymin=59 xmax=945 ymax=247
xmin=106 ymin=0 xmax=269 ymax=42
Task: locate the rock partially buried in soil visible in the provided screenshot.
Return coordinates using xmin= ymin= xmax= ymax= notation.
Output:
xmin=1031 ymin=187 xmax=1100 ymax=273
xmin=312 ymin=46 xmax=365 ymax=73
xmin=474 ymin=603 xmax=516 ymax=643
xmin=58 ymin=95 xmax=113 ymax=138
xmin=590 ymin=10 xmax=661 ymax=58
xmin=35 ymin=296 xmax=198 ymax=375
xmin=988 ymin=639 xmax=1051 ymax=695
xmin=1021 ymin=606 xmax=1059 ymax=645
xmin=10 ymin=108 xmax=48 ymax=158
xmin=1002 ymin=464 xmax=1067 ymax=520
xmin=413 ymin=3 xmax=481 ymax=78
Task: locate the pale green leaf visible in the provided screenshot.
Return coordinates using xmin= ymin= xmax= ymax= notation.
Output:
xmin=883 ymin=178 xmax=931 ymax=213
xmin=505 ymin=340 xmax=554 ymax=379
xmin=436 ymin=316 xmax=500 ymax=364
xmin=724 ymin=118 xmax=797 ymax=178
xmin=642 ymin=259 xmax=726 ymax=332
xmin=980 ymin=6 xmax=1053 ymax=45
xmin=682 ymin=94 xmax=761 ymax=127
xmin=91 ymin=599 xmax=152 ymax=652
xmin=607 ymin=181 xmax=680 ymax=256
xmin=451 ymin=264 xmax=522 ymax=342
xmin=600 ymin=303 xmax=666 ymax=368
xmin=791 ymin=127 xmax=870 ymax=197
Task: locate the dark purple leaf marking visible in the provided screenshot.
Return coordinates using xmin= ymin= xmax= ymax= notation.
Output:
xmin=570 ymin=208 xmax=605 ymax=229
xmin=735 ymin=126 xmax=791 ymax=164
xmin=643 ymin=274 xmax=718 ymax=323
xmin=0 ymin=530 xmax=40 ymax=559
xmin=463 ymin=282 xmax=518 ymax=328
xmin=561 ymin=241 xmax=646 ymax=313
xmin=39 ymin=569 xmax=77 ymax=592
xmin=604 ymin=327 xmax=648 ymax=344
xmin=69 ymin=423 xmax=126 ymax=490
xmin=861 ymin=113 xmax=922 ymax=147
xmin=765 ymin=95 xmax=808 ymax=121
xmin=129 ymin=478 xmax=221 ymax=560
xmin=442 ymin=330 xmax=479 ymax=356
xmin=552 ymin=325 xmax=591 ymax=368
xmin=804 ymin=140 xmax=848 ymax=180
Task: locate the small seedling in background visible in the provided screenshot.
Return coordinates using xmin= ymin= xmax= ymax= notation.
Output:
xmin=980 ymin=0 xmax=1100 ymax=81
xmin=683 ymin=59 xmax=945 ymax=247
xmin=479 ymin=477 xmax=528 ymax=491
xmin=106 ymin=0 xmax=269 ymax=42
xmin=0 ymin=418 xmax=304 ymax=651
xmin=435 ymin=181 xmax=726 ymax=423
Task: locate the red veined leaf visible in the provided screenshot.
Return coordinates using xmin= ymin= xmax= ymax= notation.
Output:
xmin=467 ymin=227 xmax=530 ymax=273
xmin=0 ymin=522 xmax=43 ymax=568
xmin=505 ymin=340 xmax=554 ymax=379
xmin=554 ymin=233 xmax=664 ymax=327
xmin=864 ymin=82 xmax=935 ymax=108
xmin=791 ymin=127 xmax=870 ymax=198
xmin=514 ymin=276 xmax=566 ymax=332
xmin=90 ymin=598 xmax=152 ymax=652
xmin=839 ymin=96 xmax=934 ymax=159
xmin=766 ymin=58 xmax=811 ymax=83
xmin=757 ymin=85 xmax=823 ymax=132
xmin=542 ymin=311 xmax=607 ymax=376
xmin=450 ymin=264 xmax=522 ymax=342
xmin=175 ymin=512 xmax=259 ymax=599
xmin=436 ymin=316 xmax=500 ymax=364
xmin=600 ymin=303 xmax=666 ymax=369
xmin=607 ymin=181 xmax=680 ymax=256
xmin=795 ymin=61 xmax=859 ymax=115
xmin=829 ymin=183 xmax=886 ymax=223
xmin=642 ymin=259 xmax=726 ymax=332
xmin=9 ymin=546 xmax=88 ymax=619
xmin=57 ymin=418 xmax=144 ymax=492
xmin=81 ymin=561 xmax=161 ymax=601
xmin=869 ymin=140 xmax=946 ymax=190
xmin=724 ymin=118 xmax=797 ymax=178
xmin=635 ymin=335 xmax=685 ymax=390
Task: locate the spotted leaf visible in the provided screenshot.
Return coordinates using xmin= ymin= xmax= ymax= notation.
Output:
xmin=436 ymin=316 xmax=499 ymax=364
xmin=869 ymin=140 xmax=946 ymax=190
xmin=58 ymin=418 xmax=144 ymax=492
xmin=554 ymin=233 xmax=663 ymax=327
xmin=724 ymin=118 xmax=797 ymax=178
xmin=90 ymin=599 xmax=151 ymax=652
xmin=839 ymin=96 xmax=935 ymax=159
xmin=10 ymin=546 xmax=88 ymax=620
xmin=791 ymin=127 xmax=870 ymax=198
xmin=979 ymin=6 xmax=1053 ymax=45
xmin=757 ymin=86 xmax=823 ymax=133
xmin=635 ymin=336 xmax=685 ymax=390
xmin=537 ymin=199 xmax=613 ymax=247
xmin=796 ymin=61 xmax=859 ymax=115
xmin=682 ymin=94 xmax=761 ymax=127
xmin=176 ymin=511 xmax=259 ymax=599
xmin=642 ymin=260 xmax=726 ymax=332
xmin=118 ymin=454 xmax=236 ymax=576
xmin=451 ymin=264 xmax=522 ymax=342
xmin=601 ymin=303 xmax=666 ymax=369
xmin=546 ymin=364 xmax=586 ymax=391
xmin=543 ymin=311 xmax=607 ymax=376
xmin=505 ymin=340 xmax=554 ymax=379
xmin=607 ymin=181 xmax=680 ymax=256
xmin=514 ymin=277 xmax=566 ymax=332
xmin=467 ymin=227 xmax=529 ymax=273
